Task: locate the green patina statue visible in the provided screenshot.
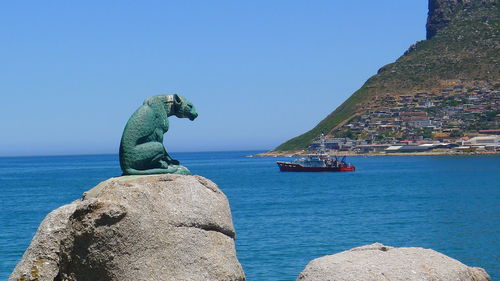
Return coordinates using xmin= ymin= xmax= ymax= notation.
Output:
xmin=119 ymin=94 xmax=198 ymax=175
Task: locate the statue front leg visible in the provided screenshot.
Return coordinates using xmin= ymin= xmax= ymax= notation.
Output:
xmin=162 ymin=147 xmax=179 ymax=165
xmin=166 ymin=155 xmax=179 ymax=165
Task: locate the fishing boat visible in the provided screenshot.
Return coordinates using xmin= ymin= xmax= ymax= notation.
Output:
xmin=276 ymin=134 xmax=355 ymax=172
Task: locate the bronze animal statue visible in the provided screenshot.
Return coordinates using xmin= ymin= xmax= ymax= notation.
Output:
xmin=119 ymin=94 xmax=198 ymax=175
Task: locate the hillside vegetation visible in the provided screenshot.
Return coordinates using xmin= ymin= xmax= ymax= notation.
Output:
xmin=275 ymin=1 xmax=499 ymax=151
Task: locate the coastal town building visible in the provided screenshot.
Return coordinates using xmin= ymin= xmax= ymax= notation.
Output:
xmin=307 ymin=84 xmax=500 ymax=154
xmin=461 ymin=136 xmax=500 ymax=151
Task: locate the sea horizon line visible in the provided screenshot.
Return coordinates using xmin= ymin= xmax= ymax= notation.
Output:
xmin=0 ymin=149 xmax=271 ymax=159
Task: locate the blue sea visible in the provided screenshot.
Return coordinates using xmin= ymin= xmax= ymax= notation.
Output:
xmin=1 ymin=152 xmax=499 ymax=280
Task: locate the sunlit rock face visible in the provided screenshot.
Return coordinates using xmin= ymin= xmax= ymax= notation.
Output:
xmin=297 ymin=243 xmax=491 ymax=281
xmin=10 ymin=175 xmax=245 ymax=281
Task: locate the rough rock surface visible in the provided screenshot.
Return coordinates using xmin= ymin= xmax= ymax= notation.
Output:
xmin=426 ymin=0 xmax=496 ymax=39
xmin=297 ymin=243 xmax=491 ymax=281
xmin=9 ymin=174 xmax=245 ymax=281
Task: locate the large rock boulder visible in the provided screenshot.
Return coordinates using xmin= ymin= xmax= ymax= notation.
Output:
xmin=297 ymin=243 xmax=490 ymax=281
xmin=10 ymin=174 xmax=245 ymax=281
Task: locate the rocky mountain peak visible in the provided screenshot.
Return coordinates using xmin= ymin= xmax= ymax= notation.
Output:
xmin=426 ymin=0 xmax=496 ymax=39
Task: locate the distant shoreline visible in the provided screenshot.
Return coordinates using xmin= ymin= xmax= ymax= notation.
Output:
xmin=250 ymin=150 xmax=500 ymax=158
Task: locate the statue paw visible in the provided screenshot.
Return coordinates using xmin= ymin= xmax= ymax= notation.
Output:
xmin=159 ymin=161 xmax=191 ymax=175
xmin=173 ymin=165 xmax=191 ymax=175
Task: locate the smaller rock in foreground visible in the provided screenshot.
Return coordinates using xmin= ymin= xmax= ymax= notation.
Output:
xmin=297 ymin=243 xmax=490 ymax=281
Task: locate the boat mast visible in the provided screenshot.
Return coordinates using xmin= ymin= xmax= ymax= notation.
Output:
xmin=318 ymin=133 xmax=326 ymax=155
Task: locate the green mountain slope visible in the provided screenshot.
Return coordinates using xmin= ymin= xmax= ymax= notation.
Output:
xmin=275 ymin=0 xmax=499 ymax=151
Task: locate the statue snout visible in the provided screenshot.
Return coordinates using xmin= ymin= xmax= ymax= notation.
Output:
xmin=189 ymin=112 xmax=198 ymax=121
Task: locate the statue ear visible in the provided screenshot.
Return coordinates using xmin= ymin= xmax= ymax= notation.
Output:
xmin=173 ymin=94 xmax=182 ymax=105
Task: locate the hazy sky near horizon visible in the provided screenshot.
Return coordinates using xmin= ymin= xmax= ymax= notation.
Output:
xmin=0 ymin=1 xmax=427 ymax=156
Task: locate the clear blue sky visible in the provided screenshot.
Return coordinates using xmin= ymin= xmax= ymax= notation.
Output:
xmin=0 ymin=1 xmax=427 ymax=156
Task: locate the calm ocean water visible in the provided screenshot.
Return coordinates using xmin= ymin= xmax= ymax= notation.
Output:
xmin=0 ymin=152 xmax=499 ymax=280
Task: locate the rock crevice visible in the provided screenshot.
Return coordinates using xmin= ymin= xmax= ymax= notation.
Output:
xmin=173 ymin=222 xmax=236 ymax=239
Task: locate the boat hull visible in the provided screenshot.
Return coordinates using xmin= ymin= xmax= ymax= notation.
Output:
xmin=277 ymin=161 xmax=355 ymax=172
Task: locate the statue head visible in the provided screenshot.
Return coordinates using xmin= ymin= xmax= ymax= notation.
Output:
xmin=171 ymin=94 xmax=198 ymax=121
